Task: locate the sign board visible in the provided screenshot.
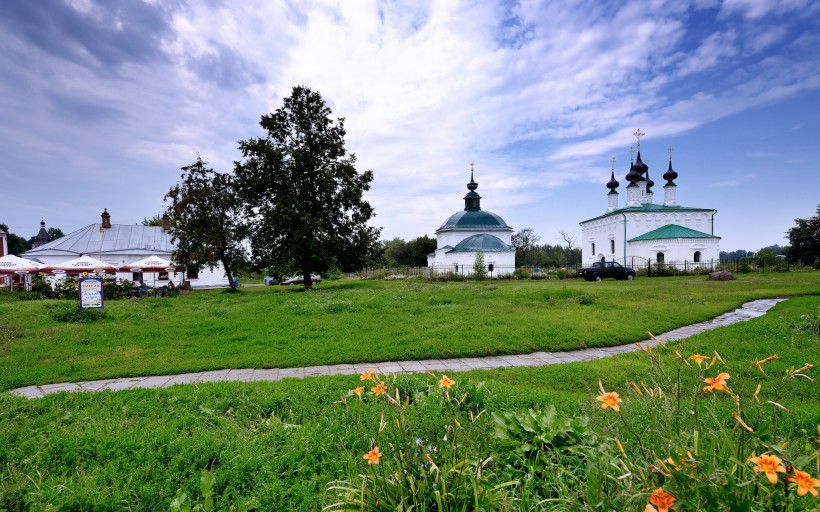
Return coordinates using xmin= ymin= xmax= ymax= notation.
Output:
xmin=79 ymin=277 xmax=104 ymax=310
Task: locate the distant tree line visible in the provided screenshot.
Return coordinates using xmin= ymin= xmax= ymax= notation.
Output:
xmin=373 ymin=236 xmax=437 ymax=267
xmin=512 ymin=228 xmax=581 ymax=267
xmin=0 ymin=223 xmax=64 ymax=255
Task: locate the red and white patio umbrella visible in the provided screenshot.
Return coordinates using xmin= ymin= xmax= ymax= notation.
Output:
xmin=0 ymin=254 xmax=46 ymax=274
xmin=119 ymin=256 xmax=177 ymax=273
xmin=44 ymin=254 xmax=118 ymax=274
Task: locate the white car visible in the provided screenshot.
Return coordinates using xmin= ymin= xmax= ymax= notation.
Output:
xmin=280 ymin=274 xmax=322 ymax=286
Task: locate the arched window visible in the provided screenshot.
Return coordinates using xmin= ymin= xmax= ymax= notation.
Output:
xmin=693 ymin=251 xmax=701 ymax=262
xmin=610 ymin=240 xmax=615 ymax=254
xmin=656 ymin=252 xmax=665 ymax=263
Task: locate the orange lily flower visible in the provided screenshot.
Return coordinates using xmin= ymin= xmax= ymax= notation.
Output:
xmin=754 ymin=354 xmax=779 ymax=374
xmin=363 ymin=446 xmax=382 ymax=464
xmin=702 ymin=372 xmax=730 ymax=393
xmin=351 ymin=386 xmax=364 ymax=397
xmin=596 ymin=391 xmax=622 ymax=412
xmin=688 ymin=354 xmax=708 ymax=365
xmin=788 ymin=469 xmax=820 ymax=497
xmin=360 ymin=369 xmax=376 ymax=381
xmin=649 ymin=487 xmax=676 ymax=512
xmin=732 ymin=412 xmax=755 ymax=433
xmin=749 ymin=454 xmax=787 ymax=484
xmin=371 ymin=381 xmax=387 ymax=396
xmin=438 ymin=375 xmax=455 ymax=389
xmin=644 ymin=505 xmax=658 ymax=512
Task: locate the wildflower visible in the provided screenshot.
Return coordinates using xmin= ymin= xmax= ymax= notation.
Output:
xmin=702 ymin=372 xmax=730 ymax=393
xmin=596 ymin=391 xmax=622 ymax=412
xmin=644 ymin=505 xmax=658 ymax=512
xmin=787 ymin=363 xmax=814 ymax=381
xmin=628 ymin=381 xmax=643 ymax=395
xmin=363 ymin=446 xmax=382 ymax=465
xmin=438 ymin=375 xmax=455 ymax=389
xmin=371 ymin=381 xmax=387 ymax=396
xmin=754 ymin=354 xmax=779 ymax=374
xmin=649 ymin=487 xmax=676 ymax=512
xmin=732 ymin=412 xmax=754 ymax=433
xmin=351 ymin=386 xmax=364 ymax=397
xmin=688 ymin=354 xmax=708 ymax=365
xmin=635 ymin=342 xmax=652 ymax=355
xmin=749 ymin=453 xmax=786 ymax=484
xmin=415 ymin=438 xmax=423 ymax=446
xmin=788 ymin=469 xmax=820 ymax=497
xmin=360 ymin=369 xmax=376 ymax=381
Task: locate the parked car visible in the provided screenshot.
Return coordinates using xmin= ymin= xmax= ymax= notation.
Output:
xmin=577 ymin=261 xmax=636 ymax=281
xmin=263 ymin=276 xmax=279 ymax=286
xmin=280 ymin=274 xmax=322 ymax=286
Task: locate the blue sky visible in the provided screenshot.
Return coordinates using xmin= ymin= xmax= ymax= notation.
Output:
xmin=2 ymin=0 xmax=819 ymax=253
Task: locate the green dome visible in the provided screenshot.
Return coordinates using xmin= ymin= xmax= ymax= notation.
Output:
xmin=439 ymin=210 xmax=510 ymax=230
xmin=448 ymin=234 xmax=511 ymax=253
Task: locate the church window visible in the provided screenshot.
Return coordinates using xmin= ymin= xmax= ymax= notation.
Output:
xmin=610 ymin=240 xmax=615 ymax=254
xmin=591 ymin=242 xmax=596 ymax=254
xmin=693 ymin=251 xmax=701 ymax=262
xmin=656 ymin=252 xmax=665 ymax=263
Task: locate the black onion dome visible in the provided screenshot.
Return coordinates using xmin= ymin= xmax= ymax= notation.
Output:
xmin=645 ymin=170 xmax=654 ymax=191
xmin=625 ymin=162 xmax=640 ymax=183
xmin=663 ymin=159 xmax=678 ymax=183
xmin=607 ymin=171 xmax=619 ymax=190
xmin=467 ymin=169 xmax=478 ymax=191
xmin=633 ymin=150 xmax=648 ymax=175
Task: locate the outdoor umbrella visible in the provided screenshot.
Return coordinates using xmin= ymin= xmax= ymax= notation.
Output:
xmin=120 ymin=256 xmax=178 ymax=287
xmin=0 ymin=254 xmax=46 ymax=290
xmin=44 ymin=254 xmax=118 ymax=274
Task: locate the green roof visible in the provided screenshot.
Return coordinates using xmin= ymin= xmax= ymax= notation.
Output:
xmin=629 ymin=224 xmax=720 ymax=242
xmin=580 ymin=203 xmax=715 ymax=224
xmin=447 ymin=234 xmax=512 ymax=253
xmin=439 ymin=210 xmax=511 ymax=231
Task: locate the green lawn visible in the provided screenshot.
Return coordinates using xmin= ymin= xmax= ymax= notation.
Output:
xmin=1 ymin=272 xmax=819 ymax=390
xmin=1 ymin=274 xmax=819 ymax=510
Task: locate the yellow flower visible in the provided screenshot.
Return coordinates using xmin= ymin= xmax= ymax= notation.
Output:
xmin=371 ymin=381 xmax=387 ymax=396
xmin=360 ymin=369 xmax=376 ymax=381
xmin=363 ymin=446 xmax=382 ymax=465
xmin=749 ymin=454 xmax=787 ymax=484
xmin=596 ymin=391 xmax=622 ymax=412
xmin=702 ymin=372 xmax=730 ymax=393
xmin=688 ymin=354 xmax=708 ymax=365
xmin=649 ymin=487 xmax=676 ymax=512
xmin=351 ymin=386 xmax=364 ymax=397
xmin=438 ymin=375 xmax=455 ymax=389
xmin=788 ymin=469 xmax=820 ymax=497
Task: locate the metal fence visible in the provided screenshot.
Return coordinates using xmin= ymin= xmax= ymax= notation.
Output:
xmin=355 ymin=258 xmax=815 ymax=282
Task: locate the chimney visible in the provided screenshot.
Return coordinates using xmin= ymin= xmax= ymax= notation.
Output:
xmin=101 ymin=208 xmax=111 ymax=229
xmin=162 ymin=213 xmax=170 ymax=231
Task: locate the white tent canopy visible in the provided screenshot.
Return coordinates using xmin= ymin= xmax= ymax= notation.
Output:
xmin=120 ymin=256 xmax=176 ymax=272
xmin=45 ymin=254 xmax=118 ymax=273
xmin=0 ymin=254 xmax=46 ymax=274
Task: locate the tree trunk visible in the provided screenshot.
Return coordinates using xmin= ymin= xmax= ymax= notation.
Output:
xmin=222 ymin=258 xmax=236 ymax=290
xmin=303 ymin=270 xmax=313 ymax=290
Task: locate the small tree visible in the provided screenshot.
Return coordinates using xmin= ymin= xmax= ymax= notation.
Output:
xmin=234 ymin=85 xmax=380 ymax=289
xmin=472 ymin=250 xmax=487 ymax=280
xmin=164 ymin=157 xmax=246 ymax=291
xmin=512 ymin=228 xmax=541 ymax=266
xmin=559 ymin=230 xmax=579 ymax=265
xmin=786 ymin=204 xmax=820 ymax=266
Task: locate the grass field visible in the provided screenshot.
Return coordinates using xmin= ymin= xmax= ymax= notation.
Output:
xmin=1 ymin=272 xmax=819 ymax=390
xmin=1 ymin=274 xmax=819 ymax=510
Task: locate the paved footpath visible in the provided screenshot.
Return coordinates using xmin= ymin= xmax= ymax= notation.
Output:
xmin=9 ymin=298 xmax=786 ymax=399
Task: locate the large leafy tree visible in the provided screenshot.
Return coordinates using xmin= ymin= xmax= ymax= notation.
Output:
xmin=786 ymin=204 xmax=820 ymax=265
xmin=234 ymin=85 xmax=380 ymax=288
xmin=511 ymin=228 xmax=541 ymax=266
xmin=0 ymin=223 xmax=30 ymax=255
xmin=165 ymin=157 xmax=246 ymax=290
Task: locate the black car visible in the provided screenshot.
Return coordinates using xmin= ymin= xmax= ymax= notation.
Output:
xmin=577 ymin=261 xmax=636 ymax=281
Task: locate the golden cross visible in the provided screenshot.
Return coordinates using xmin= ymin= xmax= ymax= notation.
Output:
xmin=629 ymin=146 xmax=634 ymax=162
xmin=610 ymin=157 xmax=615 ymax=172
xmin=633 ymin=129 xmax=645 ymax=148
xmin=667 ymin=145 xmax=673 ymax=161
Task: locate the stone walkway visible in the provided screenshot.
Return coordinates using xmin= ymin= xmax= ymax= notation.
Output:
xmin=9 ymin=298 xmax=786 ymax=399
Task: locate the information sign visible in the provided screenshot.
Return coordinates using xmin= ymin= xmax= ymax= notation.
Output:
xmin=79 ymin=277 xmax=104 ymax=310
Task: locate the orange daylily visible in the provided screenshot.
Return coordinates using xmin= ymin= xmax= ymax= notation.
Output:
xmin=788 ymin=469 xmax=820 ymax=497
xmin=688 ymin=354 xmax=708 ymax=365
xmin=702 ymin=372 xmax=730 ymax=393
xmin=754 ymin=354 xmax=779 ymax=374
xmin=644 ymin=505 xmax=658 ymax=512
xmin=438 ymin=375 xmax=455 ymax=389
xmin=351 ymin=386 xmax=364 ymax=397
xmin=749 ymin=453 xmax=787 ymax=484
xmin=363 ymin=446 xmax=382 ymax=465
xmin=649 ymin=487 xmax=676 ymax=512
xmin=360 ymin=369 xmax=376 ymax=381
xmin=596 ymin=391 xmax=622 ymax=412
xmin=371 ymin=381 xmax=387 ymax=396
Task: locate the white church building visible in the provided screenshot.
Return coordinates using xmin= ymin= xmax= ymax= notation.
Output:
xmin=580 ymin=134 xmax=720 ymax=267
xmin=427 ymin=166 xmax=515 ymax=274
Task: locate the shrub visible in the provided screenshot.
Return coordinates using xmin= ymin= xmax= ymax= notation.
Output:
xmin=50 ymin=304 xmax=106 ymax=323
